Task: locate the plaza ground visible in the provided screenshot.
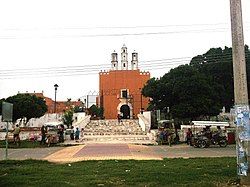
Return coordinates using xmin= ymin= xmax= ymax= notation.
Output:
xmin=0 ymin=143 xmax=236 ymax=162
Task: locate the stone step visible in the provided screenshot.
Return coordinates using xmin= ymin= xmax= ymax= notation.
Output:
xmin=83 ymin=119 xmax=148 ymax=142
xmin=82 ymin=135 xmax=152 ymax=143
xmin=83 ymin=132 xmax=146 ymax=136
xmin=83 ymin=130 xmax=144 ymax=133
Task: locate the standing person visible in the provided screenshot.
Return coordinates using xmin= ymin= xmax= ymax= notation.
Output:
xmin=40 ymin=125 xmax=47 ymax=145
xmin=80 ymin=127 xmax=84 ymax=142
xmin=13 ymin=124 xmax=21 ymax=145
xmin=166 ymin=127 xmax=174 ymax=147
xmin=70 ymin=126 xmax=74 ymax=140
xmin=186 ymin=128 xmax=193 ymax=145
xmin=58 ymin=124 xmax=64 ymax=143
xmin=117 ymin=113 xmax=121 ymax=123
xmin=75 ymin=127 xmax=80 ymax=140
xmin=120 ymin=112 xmax=123 ymax=122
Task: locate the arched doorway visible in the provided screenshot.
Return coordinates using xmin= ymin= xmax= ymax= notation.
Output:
xmin=120 ymin=104 xmax=130 ymax=119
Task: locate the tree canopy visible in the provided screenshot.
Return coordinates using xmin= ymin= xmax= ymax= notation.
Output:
xmin=88 ymin=105 xmax=104 ymax=119
xmin=0 ymin=93 xmax=47 ymax=123
xmin=142 ymin=45 xmax=250 ymax=120
xmin=62 ymin=109 xmax=74 ymax=128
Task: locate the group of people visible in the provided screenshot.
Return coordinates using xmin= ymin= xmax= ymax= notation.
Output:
xmin=202 ymin=126 xmax=223 ymax=141
xmin=186 ymin=126 xmax=224 ymax=145
xmin=40 ymin=125 xmax=83 ymax=145
xmin=158 ymin=127 xmax=176 ymax=146
xmin=40 ymin=124 xmax=65 ymax=145
xmin=70 ymin=126 xmax=81 ymax=140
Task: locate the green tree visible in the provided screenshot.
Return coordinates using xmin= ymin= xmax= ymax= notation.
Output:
xmin=62 ymin=109 xmax=74 ymax=128
xmin=74 ymin=105 xmax=84 ymax=113
xmin=141 ymin=78 xmax=167 ymax=110
xmin=88 ymin=105 xmax=104 ymax=118
xmin=143 ymin=45 xmax=250 ymax=120
xmin=143 ymin=65 xmax=225 ymax=120
xmin=1 ymin=94 xmax=47 ymax=123
xmin=190 ymin=45 xmax=250 ymax=111
xmin=190 ymin=47 xmax=234 ymax=111
xmin=0 ymin=99 xmax=6 ymax=115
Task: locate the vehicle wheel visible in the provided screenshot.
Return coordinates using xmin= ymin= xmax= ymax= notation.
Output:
xmin=219 ymin=140 xmax=228 ymax=147
xmin=193 ymin=140 xmax=199 ymax=148
xmin=198 ymin=140 xmax=207 ymax=148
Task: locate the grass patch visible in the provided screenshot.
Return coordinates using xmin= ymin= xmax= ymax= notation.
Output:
xmin=0 ymin=157 xmax=237 ymax=186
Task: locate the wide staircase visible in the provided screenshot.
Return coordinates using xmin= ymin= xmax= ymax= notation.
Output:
xmin=82 ymin=119 xmax=154 ymax=144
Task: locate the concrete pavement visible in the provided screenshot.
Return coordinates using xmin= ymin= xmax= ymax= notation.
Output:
xmin=0 ymin=146 xmax=64 ymax=160
xmin=0 ymin=143 xmax=236 ymax=163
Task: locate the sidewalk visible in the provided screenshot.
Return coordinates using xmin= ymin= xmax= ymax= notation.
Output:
xmin=1 ymin=143 xmax=236 ymax=163
xmin=44 ymin=143 xmax=162 ymax=163
xmin=44 ymin=143 xmax=236 ymax=163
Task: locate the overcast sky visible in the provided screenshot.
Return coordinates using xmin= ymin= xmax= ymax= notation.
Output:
xmin=0 ymin=0 xmax=250 ymax=101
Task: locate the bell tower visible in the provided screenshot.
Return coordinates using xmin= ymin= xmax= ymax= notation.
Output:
xmin=131 ymin=50 xmax=138 ymax=70
xmin=121 ymin=44 xmax=128 ymax=70
xmin=111 ymin=50 xmax=118 ymax=70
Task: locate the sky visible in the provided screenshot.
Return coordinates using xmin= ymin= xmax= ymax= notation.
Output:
xmin=0 ymin=0 xmax=250 ymax=101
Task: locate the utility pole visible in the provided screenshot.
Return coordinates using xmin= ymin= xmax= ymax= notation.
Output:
xmin=230 ymin=0 xmax=249 ymax=184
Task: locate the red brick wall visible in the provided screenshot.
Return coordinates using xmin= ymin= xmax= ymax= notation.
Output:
xmin=99 ymin=70 xmax=150 ymax=119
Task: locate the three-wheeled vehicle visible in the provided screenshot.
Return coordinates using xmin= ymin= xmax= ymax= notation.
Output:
xmin=44 ymin=122 xmax=62 ymax=146
xmin=189 ymin=121 xmax=229 ymax=148
xmin=157 ymin=120 xmax=178 ymax=146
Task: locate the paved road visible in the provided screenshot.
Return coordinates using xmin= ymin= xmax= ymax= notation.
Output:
xmin=0 ymin=147 xmax=64 ymax=160
xmin=0 ymin=144 xmax=236 ymax=163
xmin=151 ymin=144 xmax=236 ymax=158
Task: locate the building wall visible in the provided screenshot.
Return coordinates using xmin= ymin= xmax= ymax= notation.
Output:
xmin=31 ymin=93 xmax=82 ymax=114
xmin=99 ymin=70 xmax=150 ymax=119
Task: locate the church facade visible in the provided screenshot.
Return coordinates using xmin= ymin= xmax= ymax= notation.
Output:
xmin=98 ymin=45 xmax=150 ymax=119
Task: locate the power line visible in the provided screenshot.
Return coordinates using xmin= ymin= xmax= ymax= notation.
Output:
xmin=0 ymin=57 xmax=233 ymax=78
xmin=0 ymin=54 xmax=235 ymax=74
xmin=2 ymin=27 xmax=248 ymax=40
xmin=0 ymin=55 xmax=236 ymax=79
xmin=0 ymin=57 xmax=192 ymax=73
xmin=3 ymin=22 xmax=250 ymax=32
xmin=0 ymin=53 xmax=234 ymax=73
xmin=0 ymin=60 xmax=190 ymax=75
xmin=1 ymin=22 xmax=234 ymax=31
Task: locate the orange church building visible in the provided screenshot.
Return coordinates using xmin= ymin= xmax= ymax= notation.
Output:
xmin=98 ymin=45 xmax=150 ymax=119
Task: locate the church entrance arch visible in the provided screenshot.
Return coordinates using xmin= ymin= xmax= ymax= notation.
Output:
xmin=120 ymin=104 xmax=130 ymax=119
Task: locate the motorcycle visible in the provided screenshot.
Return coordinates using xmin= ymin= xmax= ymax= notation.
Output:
xmin=193 ymin=133 xmax=228 ymax=148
